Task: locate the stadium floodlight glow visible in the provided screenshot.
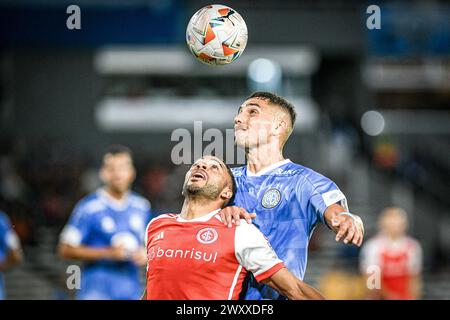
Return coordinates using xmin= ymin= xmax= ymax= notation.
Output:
xmin=361 ymin=110 xmax=385 ymax=136
xmin=248 ymin=58 xmax=281 ymax=84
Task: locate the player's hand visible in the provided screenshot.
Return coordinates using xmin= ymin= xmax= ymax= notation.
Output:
xmin=109 ymin=245 xmax=129 ymax=261
xmin=132 ymin=248 xmax=148 ymax=267
xmin=332 ymin=212 xmax=364 ymax=247
xmin=219 ymin=206 xmax=257 ymax=228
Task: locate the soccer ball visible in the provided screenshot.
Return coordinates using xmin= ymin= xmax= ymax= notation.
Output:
xmin=186 ymin=4 xmax=248 ymax=66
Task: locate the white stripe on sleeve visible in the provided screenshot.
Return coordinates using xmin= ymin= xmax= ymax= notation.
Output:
xmin=234 ymin=221 xmax=282 ymax=279
xmin=59 ymin=225 xmax=83 ymax=246
xmin=359 ymin=237 xmax=381 ymax=274
xmin=408 ymin=239 xmax=423 ymax=274
xmin=6 ymin=230 xmax=21 ymax=250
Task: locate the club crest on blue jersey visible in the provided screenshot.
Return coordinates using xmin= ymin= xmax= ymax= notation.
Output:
xmin=261 ymin=188 xmax=281 ymax=209
xmin=101 ymin=216 xmax=116 ymax=232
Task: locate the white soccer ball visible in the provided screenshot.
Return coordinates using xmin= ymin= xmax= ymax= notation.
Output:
xmin=186 ymin=4 xmax=248 ymax=66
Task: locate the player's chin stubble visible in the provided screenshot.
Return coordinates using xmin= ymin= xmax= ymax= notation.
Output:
xmin=182 ymin=181 xmax=221 ymax=200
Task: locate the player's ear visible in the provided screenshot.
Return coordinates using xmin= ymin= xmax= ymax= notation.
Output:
xmin=99 ymin=166 xmax=107 ymax=183
xmin=220 ymin=186 xmax=233 ymax=201
xmin=273 ymin=112 xmax=287 ymax=133
xmin=130 ymin=165 xmax=136 ymax=181
xmin=276 ymin=119 xmax=287 ymax=132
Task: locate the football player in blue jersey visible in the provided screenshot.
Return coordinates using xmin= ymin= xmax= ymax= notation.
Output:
xmin=219 ymin=92 xmax=364 ymax=300
xmin=0 ymin=210 xmax=23 ymax=300
xmin=58 ymin=145 xmax=152 ymax=300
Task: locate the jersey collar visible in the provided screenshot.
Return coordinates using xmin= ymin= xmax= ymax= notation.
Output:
xmin=246 ymin=159 xmax=291 ymax=177
xmin=176 ymin=208 xmax=221 ymax=223
xmin=97 ymin=188 xmax=131 ymax=211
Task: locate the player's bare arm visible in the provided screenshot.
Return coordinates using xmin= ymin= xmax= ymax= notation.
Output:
xmin=0 ymin=248 xmax=23 ymax=272
xmin=410 ymin=274 xmax=422 ymax=300
xmin=324 ymin=203 xmax=364 ymax=247
xmin=262 ymin=268 xmax=325 ymax=300
xmin=220 ymin=203 xmax=364 ymax=246
xmin=58 ymin=243 xmax=130 ymax=262
xmin=141 ymin=281 xmax=147 ymax=300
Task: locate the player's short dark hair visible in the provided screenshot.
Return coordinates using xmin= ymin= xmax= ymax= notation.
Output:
xmin=246 ymin=91 xmax=297 ymax=127
xmin=102 ymin=145 xmax=133 ymax=161
xmin=224 ymin=164 xmax=237 ymax=207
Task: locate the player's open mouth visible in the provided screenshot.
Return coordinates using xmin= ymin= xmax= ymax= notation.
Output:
xmin=191 ymin=170 xmax=207 ymax=181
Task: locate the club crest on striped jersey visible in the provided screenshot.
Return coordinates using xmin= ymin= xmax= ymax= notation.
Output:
xmin=196 ymin=227 xmax=218 ymax=244
xmin=261 ymin=188 xmax=281 ymax=209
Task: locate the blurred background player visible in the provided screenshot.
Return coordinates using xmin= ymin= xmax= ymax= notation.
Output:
xmin=359 ymin=207 xmax=423 ymax=300
xmin=220 ymin=92 xmax=364 ymax=300
xmin=143 ymin=155 xmax=324 ymax=300
xmin=0 ymin=210 xmax=23 ymax=300
xmin=58 ymin=145 xmax=151 ymax=300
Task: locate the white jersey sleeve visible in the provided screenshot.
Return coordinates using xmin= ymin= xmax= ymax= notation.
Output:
xmin=234 ymin=221 xmax=284 ymax=282
xmin=408 ymin=239 xmax=423 ymax=275
xmin=6 ymin=230 xmax=21 ymax=251
xmin=359 ymin=237 xmax=381 ymax=274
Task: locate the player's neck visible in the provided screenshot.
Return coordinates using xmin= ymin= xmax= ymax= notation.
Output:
xmin=246 ymin=144 xmax=284 ymax=174
xmin=180 ymin=197 xmax=222 ymax=220
xmin=103 ymin=187 xmax=128 ymax=202
xmin=387 ymin=234 xmax=404 ymax=242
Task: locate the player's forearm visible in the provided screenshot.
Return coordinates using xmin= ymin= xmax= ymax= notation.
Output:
xmin=323 ymin=204 xmax=346 ymax=233
xmin=289 ymin=279 xmax=325 ymax=300
xmin=0 ymin=249 xmax=23 ymax=272
xmin=266 ymin=278 xmax=325 ymax=300
xmin=141 ymin=288 xmax=147 ymax=300
xmin=323 ymin=204 xmax=364 ymax=246
xmin=410 ymin=275 xmax=422 ymax=299
xmin=264 ymin=268 xmax=325 ymax=300
xmin=58 ymin=243 xmax=114 ymax=261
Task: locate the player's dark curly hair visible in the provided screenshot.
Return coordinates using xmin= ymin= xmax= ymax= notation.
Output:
xmin=224 ymin=164 xmax=237 ymax=207
xmin=246 ymin=91 xmax=297 ymax=127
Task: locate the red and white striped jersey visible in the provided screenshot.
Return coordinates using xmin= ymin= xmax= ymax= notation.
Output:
xmin=145 ymin=209 xmax=284 ymax=300
xmin=360 ymin=234 xmax=422 ymax=299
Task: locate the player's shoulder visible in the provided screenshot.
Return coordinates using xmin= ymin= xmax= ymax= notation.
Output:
xmin=362 ymin=234 xmax=385 ymax=250
xmin=285 ymin=161 xmax=328 ymax=181
xmin=74 ymin=191 xmax=107 ymax=215
xmin=404 ymin=236 xmax=422 ymax=250
xmin=235 ymin=220 xmax=265 ymax=238
xmin=0 ymin=211 xmax=10 ymax=228
xmin=146 ymin=213 xmax=178 ymax=229
xmin=285 ymin=162 xmax=340 ymax=194
xmin=129 ymin=192 xmax=151 ymax=211
xmin=230 ymin=165 xmax=245 ymax=177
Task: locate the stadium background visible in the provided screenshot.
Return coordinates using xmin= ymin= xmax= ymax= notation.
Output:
xmin=0 ymin=0 xmax=449 ymax=299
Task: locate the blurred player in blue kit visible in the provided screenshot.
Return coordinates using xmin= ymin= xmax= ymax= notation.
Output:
xmin=0 ymin=211 xmax=23 ymax=300
xmin=219 ymin=92 xmax=365 ymax=300
xmin=58 ymin=145 xmax=151 ymax=300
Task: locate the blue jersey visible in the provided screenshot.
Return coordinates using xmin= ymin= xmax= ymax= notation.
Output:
xmin=231 ymin=159 xmax=348 ymax=300
xmin=0 ymin=211 xmax=21 ymax=300
xmin=60 ymin=189 xmax=151 ymax=300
